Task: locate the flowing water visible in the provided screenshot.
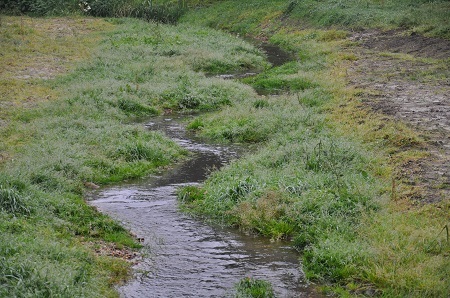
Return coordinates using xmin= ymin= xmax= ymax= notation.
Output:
xmin=89 ymin=116 xmax=319 ymax=297
xmin=89 ymin=44 xmax=319 ymax=297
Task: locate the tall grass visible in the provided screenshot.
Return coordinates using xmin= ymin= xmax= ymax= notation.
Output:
xmin=234 ymin=277 xmax=275 ymax=298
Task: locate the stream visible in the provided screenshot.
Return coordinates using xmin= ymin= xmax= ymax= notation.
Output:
xmin=89 ymin=116 xmax=319 ymax=297
xmin=89 ymin=44 xmax=320 ymax=297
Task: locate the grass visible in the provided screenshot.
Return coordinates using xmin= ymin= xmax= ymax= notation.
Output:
xmin=1 ymin=0 xmax=449 ymax=296
xmin=1 ymin=0 xmax=188 ymax=23
xmin=181 ymin=0 xmax=450 ymax=39
xmin=0 ymin=16 xmax=268 ymax=296
xmin=234 ymin=277 xmax=275 ymax=298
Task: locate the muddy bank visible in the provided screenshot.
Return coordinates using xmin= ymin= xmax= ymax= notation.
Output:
xmin=353 ymin=30 xmax=450 ymax=60
xmin=348 ymin=31 xmax=450 ymax=203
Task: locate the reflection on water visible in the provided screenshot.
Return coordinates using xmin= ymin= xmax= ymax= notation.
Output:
xmin=89 ymin=116 xmax=319 ymax=297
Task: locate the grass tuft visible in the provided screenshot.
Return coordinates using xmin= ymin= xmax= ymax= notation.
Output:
xmin=234 ymin=277 xmax=275 ymax=298
xmin=0 ymin=185 xmax=30 ymax=216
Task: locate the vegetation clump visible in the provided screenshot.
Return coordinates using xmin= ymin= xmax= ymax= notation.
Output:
xmin=234 ymin=277 xmax=275 ymax=298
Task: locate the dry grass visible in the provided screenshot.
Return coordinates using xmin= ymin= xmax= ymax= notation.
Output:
xmin=0 ymin=16 xmax=113 ymax=110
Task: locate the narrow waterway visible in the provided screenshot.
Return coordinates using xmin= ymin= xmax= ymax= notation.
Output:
xmin=89 ymin=115 xmax=319 ymax=297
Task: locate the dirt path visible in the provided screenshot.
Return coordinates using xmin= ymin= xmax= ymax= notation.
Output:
xmin=347 ymin=30 xmax=450 ymax=203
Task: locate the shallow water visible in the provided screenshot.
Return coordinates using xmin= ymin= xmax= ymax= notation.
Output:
xmin=259 ymin=43 xmax=292 ymax=67
xmin=90 ymin=116 xmax=319 ymax=297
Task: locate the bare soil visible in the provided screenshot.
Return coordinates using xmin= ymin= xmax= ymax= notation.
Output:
xmin=359 ymin=30 xmax=450 ymax=59
xmin=348 ymin=30 xmax=450 ymax=203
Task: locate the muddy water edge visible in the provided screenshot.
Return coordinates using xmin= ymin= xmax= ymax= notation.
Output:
xmin=88 ymin=44 xmax=320 ymax=297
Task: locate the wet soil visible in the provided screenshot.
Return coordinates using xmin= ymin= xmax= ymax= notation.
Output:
xmin=260 ymin=42 xmax=294 ymax=67
xmin=357 ymin=30 xmax=450 ymax=60
xmin=348 ymin=31 xmax=450 ymax=203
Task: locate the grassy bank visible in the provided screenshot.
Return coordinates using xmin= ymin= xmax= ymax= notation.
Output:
xmin=183 ymin=0 xmax=450 ymax=39
xmin=176 ymin=1 xmax=449 ymax=297
xmin=0 ymin=16 xmax=267 ymax=296
xmin=4 ymin=0 xmax=449 ymax=39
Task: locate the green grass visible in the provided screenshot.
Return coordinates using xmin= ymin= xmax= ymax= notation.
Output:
xmin=181 ymin=0 xmax=450 ymax=39
xmin=4 ymin=0 xmax=449 ymax=38
xmin=0 ymin=16 xmax=268 ymax=297
xmin=234 ymin=277 xmax=275 ymax=298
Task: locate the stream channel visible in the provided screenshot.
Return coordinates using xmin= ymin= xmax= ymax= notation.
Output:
xmin=89 ymin=44 xmax=321 ymax=297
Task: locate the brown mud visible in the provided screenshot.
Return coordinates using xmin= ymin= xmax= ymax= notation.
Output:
xmin=348 ymin=30 xmax=450 ymax=203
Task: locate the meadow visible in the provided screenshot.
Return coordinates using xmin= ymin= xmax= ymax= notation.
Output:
xmin=178 ymin=1 xmax=449 ymax=296
xmin=1 ymin=0 xmax=449 ymax=297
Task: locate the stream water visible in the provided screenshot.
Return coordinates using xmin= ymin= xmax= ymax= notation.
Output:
xmin=89 ymin=116 xmax=319 ymax=297
xmin=89 ymin=44 xmax=319 ymax=297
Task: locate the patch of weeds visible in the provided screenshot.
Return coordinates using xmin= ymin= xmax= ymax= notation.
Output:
xmin=296 ymin=89 xmax=331 ymax=108
xmin=179 ymin=93 xmax=202 ymax=109
xmin=317 ymin=30 xmax=348 ymax=41
xmin=252 ymin=99 xmax=270 ymax=109
xmin=243 ymin=68 xmax=317 ymax=95
xmin=0 ymin=185 xmax=30 ymax=216
xmin=234 ymin=277 xmax=275 ymax=298
xmin=197 ymin=59 xmax=235 ymax=74
xmin=265 ymin=61 xmax=299 ymax=75
xmin=187 ymin=117 xmax=204 ymax=130
xmin=115 ymin=141 xmax=165 ymax=163
xmin=29 ymin=171 xmax=64 ymax=192
xmin=220 ymin=177 xmax=258 ymax=203
xmin=231 ymin=191 xmax=294 ymax=240
xmin=177 ymin=185 xmax=205 ymax=203
xmin=303 ymin=236 xmax=368 ymax=282
xmin=117 ymin=97 xmax=159 ymax=116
